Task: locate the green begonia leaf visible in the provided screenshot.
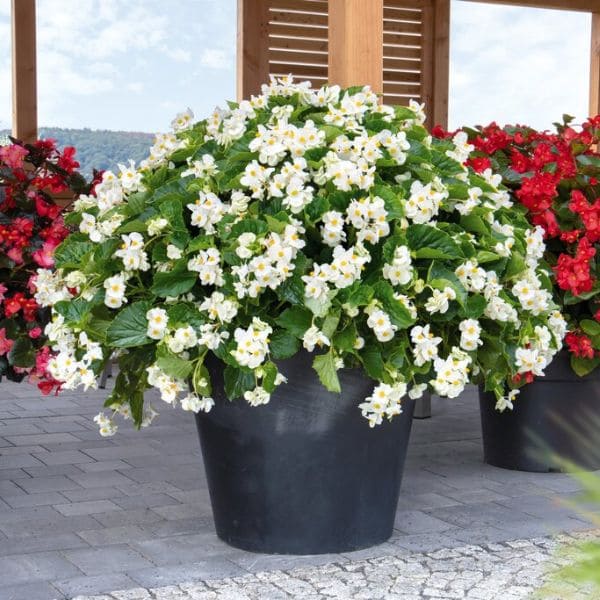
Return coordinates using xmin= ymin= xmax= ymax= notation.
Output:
xmin=312 ymin=351 xmax=341 ymax=393
xmin=106 ymin=301 xmax=152 ymax=348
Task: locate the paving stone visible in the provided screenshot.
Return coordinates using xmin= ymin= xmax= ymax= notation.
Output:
xmin=394 ymin=509 xmax=458 ymax=534
xmin=128 ymin=559 xmax=246 ymax=589
xmin=2 ymin=491 xmax=67 ymax=508
xmin=82 ymin=445 xmax=160 ymax=461
xmin=0 ymin=515 xmax=102 ymax=538
xmin=0 ymin=453 xmax=45 ymax=469
xmin=62 ymin=486 xmax=124 ymax=502
xmin=152 ymin=503 xmax=206 ymax=521
xmin=113 ymin=493 xmax=179 ymax=510
xmin=77 ymin=525 xmax=155 ymax=547
xmin=16 ymin=474 xmax=82 ymax=493
xmin=92 ymin=507 xmax=164 ymax=528
xmin=79 ymin=460 xmax=134 ymax=473
xmin=54 ymin=499 xmax=122 ymax=516
xmin=33 ymin=449 xmax=95 ymax=466
xmin=63 ymin=545 xmax=154 ymax=576
xmin=54 ymin=573 xmax=138 ymax=598
xmin=0 ymin=581 xmax=64 ymax=600
xmin=69 ymin=471 xmax=136 ymax=489
xmin=0 ymin=551 xmax=82 ymax=585
xmin=4 ymin=432 xmax=81 ymax=446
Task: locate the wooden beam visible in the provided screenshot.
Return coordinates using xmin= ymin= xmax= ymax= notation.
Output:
xmin=592 ymin=12 xmax=600 ymax=117
xmin=459 ymin=0 xmax=597 ymax=12
xmin=328 ymin=0 xmax=384 ymax=93
xmin=11 ymin=0 xmax=37 ymax=143
xmin=432 ymin=0 xmax=450 ymax=129
xmin=237 ymin=0 xmax=270 ymax=100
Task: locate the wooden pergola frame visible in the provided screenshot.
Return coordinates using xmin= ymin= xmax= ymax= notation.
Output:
xmin=8 ymin=0 xmax=600 ymax=142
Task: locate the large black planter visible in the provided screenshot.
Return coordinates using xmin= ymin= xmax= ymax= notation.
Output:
xmin=195 ymin=351 xmax=415 ymax=555
xmin=479 ymin=351 xmax=600 ymax=472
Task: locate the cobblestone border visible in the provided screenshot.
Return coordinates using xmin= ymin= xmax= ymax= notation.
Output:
xmin=73 ymin=533 xmax=597 ymax=600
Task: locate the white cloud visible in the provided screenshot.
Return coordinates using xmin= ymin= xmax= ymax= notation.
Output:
xmin=199 ymin=48 xmax=231 ymax=69
xmin=449 ymin=1 xmax=590 ymax=129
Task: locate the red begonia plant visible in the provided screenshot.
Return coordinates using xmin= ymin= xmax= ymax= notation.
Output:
xmin=0 ymin=137 xmax=90 ymax=392
xmin=434 ymin=116 xmax=600 ymax=375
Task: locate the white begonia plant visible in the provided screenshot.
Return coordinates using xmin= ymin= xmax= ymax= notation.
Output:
xmin=38 ymin=77 xmax=566 ymax=435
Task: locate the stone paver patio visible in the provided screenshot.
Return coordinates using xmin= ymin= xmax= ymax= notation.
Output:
xmin=0 ymin=381 xmax=597 ymax=599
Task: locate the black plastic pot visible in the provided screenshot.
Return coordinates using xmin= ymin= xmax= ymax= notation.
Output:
xmin=195 ymin=351 xmax=415 ymax=555
xmin=479 ymin=351 xmax=600 ymax=472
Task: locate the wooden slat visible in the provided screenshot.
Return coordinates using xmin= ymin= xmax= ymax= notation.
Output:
xmin=384 ymin=81 xmax=421 ymax=94
xmin=270 ymin=0 xmax=328 ymax=12
xmin=459 ymin=0 xmax=597 ymax=11
xmin=591 ymin=12 xmax=600 ymax=117
xmin=269 ymin=23 xmax=328 ymax=40
xmin=383 ymin=20 xmax=422 ymax=34
xmin=383 ymin=94 xmax=420 ymax=105
xmin=384 ymin=44 xmax=422 ymax=59
xmin=384 ymin=6 xmax=422 ymax=18
xmin=329 ymin=0 xmax=384 ymax=93
xmin=384 ymin=57 xmax=422 ymax=70
xmin=268 ymin=62 xmax=327 ymax=77
xmin=11 ymin=0 xmax=37 ymax=143
xmin=384 ymin=32 xmax=422 ymax=46
xmin=385 ymin=0 xmax=429 ymax=8
xmin=419 ymin=0 xmax=434 ymax=123
xmin=237 ymin=0 xmax=270 ymax=99
xmin=269 ymin=36 xmax=328 ymax=52
xmin=269 ymin=49 xmax=328 ymax=65
xmin=384 ymin=70 xmax=422 ymax=83
xmin=269 ymin=10 xmax=328 ymax=26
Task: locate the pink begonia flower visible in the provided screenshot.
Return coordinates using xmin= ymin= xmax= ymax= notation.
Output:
xmin=0 ymin=328 xmax=14 ymax=356
xmin=0 ymin=283 xmax=7 ymax=301
xmin=0 ymin=144 xmax=29 ymax=170
xmin=32 ymin=241 xmax=56 ymax=268
xmin=28 ymin=327 xmax=42 ymax=339
xmin=7 ymin=246 xmax=23 ymax=264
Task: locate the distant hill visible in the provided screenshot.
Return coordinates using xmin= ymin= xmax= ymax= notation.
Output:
xmin=1 ymin=127 xmax=155 ymax=179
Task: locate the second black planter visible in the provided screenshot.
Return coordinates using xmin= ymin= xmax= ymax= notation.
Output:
xmin=196 ymin=351 xmax=415 ymax=555
xmin=479 ymin=351 xmax=600 ymax=472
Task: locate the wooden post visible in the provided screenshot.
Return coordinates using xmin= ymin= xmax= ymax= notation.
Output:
xmin=11 ymin=0 xmax=37 ymax=143
xmin=591 ymin=12 xmax=600 ymax=117
xmin=237 ymin=0 xmax=270 ymax=101
xmin=328 ymin=0 xmax=383 ymax=94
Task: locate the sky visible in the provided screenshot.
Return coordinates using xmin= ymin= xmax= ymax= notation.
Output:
xmin=0 ymin=0 xmax=593 ymax=133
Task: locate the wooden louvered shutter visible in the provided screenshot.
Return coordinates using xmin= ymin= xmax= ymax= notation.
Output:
xmin=237 ymin=0 xmax=449 ymax=129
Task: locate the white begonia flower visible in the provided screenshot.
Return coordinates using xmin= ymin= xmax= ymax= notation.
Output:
xmin=548 ymin=310 xmax=568 ymax=345
xmin=302 ymin=326 xmax=331 ymax=352
xmin=394 ymin=293 xmax=418 ymax=320
xmin=346 ymin=196 xmax=389 ymax=244
xmin=512 ymin=270 xmax=552 ymax=316
xmin=232 ymin=318 xmax=272 ymax=369
xmin=366 ymin=307 xmax=397 ymax=343
xmin=424 ymin=287 xmax=456 ymax=315
xmin=167 ymin=326 xmax=198 ymax=354
xmin=146 ymin=308 xmax=169 ymax=340
xmin=146 ymin=217 xmax=169 ymax=236
xmin=244 ymin=386 xmax=271 ymax=406
xmin=171 ymin=107 xmax=194 ymax=132
xmin=118 ymin=160 xmax=143 ymax=192
xmin=114 ymin=232 xmax=150 ymax=272
xmin=181 ymin=153 xmax=218 ymax=179
xmin=166 ymin=244 xmax=183 ymax=260
xmin=525 ymin=226 xmax=546 ymax=268
xmin=359 ymin=381 xmax=407 ymax=428
xmin=430 ymin=347 xmax=471 ymax=398
xmin=455 ymin=187 xmax=482 ymax=216
xmin=354 ymin=336 xmax=365 ymax=350
xmin=496 ymin=389 xmax=519 ymax=412
xmin=455 ymin=260 xmax=486 ymax=292
xmin=187 ymin=248 xmax=224 ymax=286
xmin=199 ymin=291 xmax=238 ymax=323
xmin=230 ymin=190 xmax=250 ymax=215
xmin=187 ymin=191 xmax=227 ymax=234
xmin=515 ymin=347 xmax=547 ymax=376
xmin=405 ymin=180 xmax=447 ymax=224
xmin=383 ymin=245 xmax=413 ymax=286
xmin=181 ymin=393 xmax=214 ymax=413
xmin=408 ymin=383 xmax=427 ymax=400
xmin=236 ymin=232 xmax=257 ymax=259
xmin=320 ymin=210 xmax=346 ymax=247
xmin=446 ymin=131 xmax=474 ymax=164
xmin=103 ymin=273 xmax=128 ymax=309
xmin=94 ymin=412 xmax=118 ymax=437
xmin=198 ymin=323 xmax=229 ymax=350
xmin=459 ymin=319 xmax=483 ymax=351
xmin=410 ymin=324 xmax=442 ymax=367
xmin=34 ymin=269 xmax=71 ymax=307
